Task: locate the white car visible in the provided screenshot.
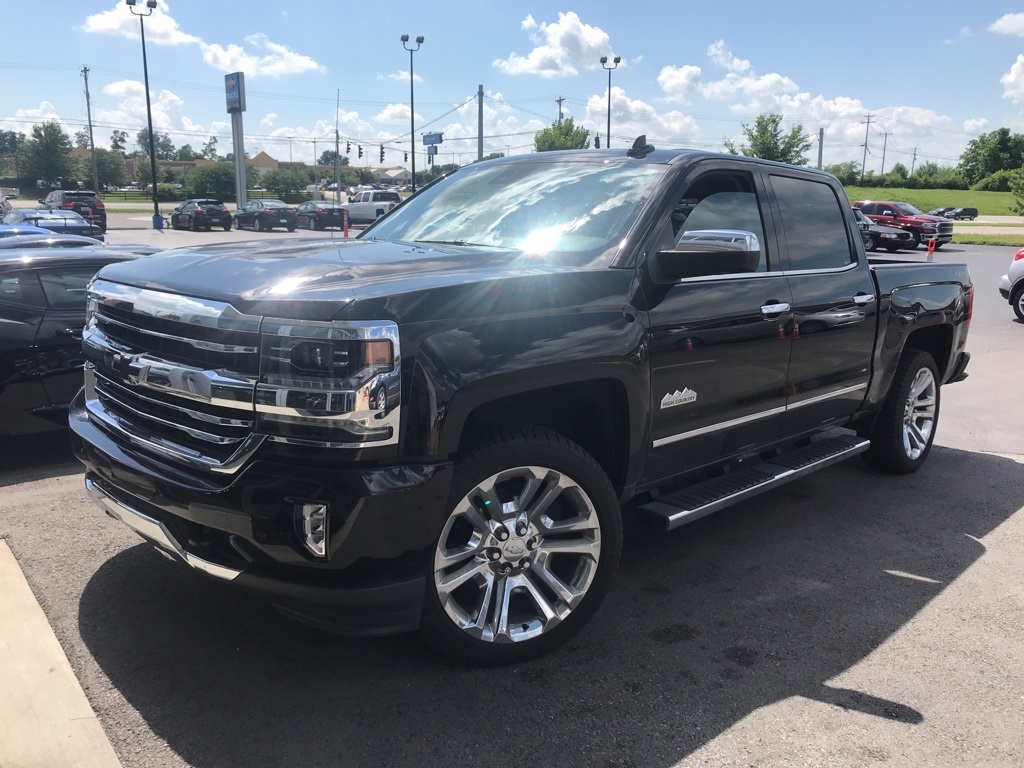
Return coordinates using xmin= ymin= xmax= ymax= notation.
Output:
xmin=997 ymin=246 xmax=1024 ymax=321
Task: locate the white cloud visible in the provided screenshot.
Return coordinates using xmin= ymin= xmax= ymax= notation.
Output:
xmin=261 ymin=113 xmax=278 ymax=128
xmin=657 ymin=65 xmax=703 ymax=104
xmin=707 ymin=40 xmax=751 ymax=74
xmin=374 ymin=104 xmax=417 ymax=124
xmin=382 ymin=70 xmax=423 ymax=83
xmin=493 ymin=12 xmax=615 ymax=78
xmin=964 ymin=118 xmax=988 ymax=133
xmin=1000 ymin=54 xmax=1024 ymax=103
xmin=584 ymin=88 xmax=700 ymax=146
xmin=0 ymin=102 xmax=67 ymax=138
xmin=83 ymin=2 xmax=324 ymax=78
xmin=94 ymin=79 xmax=199 ymax=148
xmin=990 ymin=13 xmax=1024 ymax=36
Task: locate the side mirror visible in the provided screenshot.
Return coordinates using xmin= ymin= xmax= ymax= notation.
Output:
xmin=648 ymin=230 xmax=761 ymax=284
xmin=38 ymin=199 xmax=46 ymax=205
xmin=881 ymin=210 xmax=895 ymax=217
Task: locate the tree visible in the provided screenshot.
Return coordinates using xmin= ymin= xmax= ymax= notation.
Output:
xmin=958 ymin=128 xmax=1024 ymax=186
xmin=0 ymin=130 xmax=25 ymax=156
xmin=17 ymin=121 xmax=75 ymax=185
xmin=724 ymin=112 xmax=811 ymax=165
xmin=109 ymin=129 xmax=128 ymax=154
xmin=185 ymin=162 xmax=258 ymax=199
xmin=261 ymin=168 xmax=308 ymax=197
xmin=482 ymin=152 xmax=505 ymax=160
xmin=136 ymin=128 xmax=176 ymax=160
xmin=1009 ymin=171 xmax=1024 ymax=215
xmin=73 ymin=129 xmax=91 ymax=149
xmin=201 ymin=135 xmax=219 ymax=161
xmin=95 ymin=148 xmax=127 ymax=188
xmin=318 ymin=149 xmax=350 ymax=167
xmin=174 ymin=144 xmax=201 ymax=161
xmin=823 ymin=161 xmax=859 ymax=186
xmin=534 ymin=117 xmax=590 ymax=152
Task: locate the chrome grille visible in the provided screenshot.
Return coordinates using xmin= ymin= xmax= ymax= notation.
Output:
xmin=83 ymin=279 xmax=264 ymax=473
xmin=936 ymin=221 xmax=954 ymax=235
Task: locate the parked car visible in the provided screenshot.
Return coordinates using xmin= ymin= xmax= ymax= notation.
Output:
xmin=997 ymin=246 xmax=1024 ymax=321
xmin=72 ymin=145 xmax=973 ymax=664
xmin=234 ymin=199 xmax=297 ymax=231
xmin=0 ymin=235 xmax=162 ymax=256
xmin=1 ymin=210 xmax=104 ymax=241
xmin=0 ymin=224 xmax=54 ymax=239
xmin=0 ymin=248 xmax=135 ymax=435
xmin=853 ymin=200 xmax=953 ymax=249
xmin=38 ymin=189 xmax=107 ymax=233
xmin=170 ymin=199 xmax=232 ymax=231
xmin=295 ymin=201 xmax=347 ymax=230
xmin=948 ymin=207 xmax=978 ymax=221
xmin=341 ymin=190 xmax=402 ymax=224
xmin=928 ymin=207 xmax=956 ymax=218
xmin=852 ymin=207 xmax=915 ymax=252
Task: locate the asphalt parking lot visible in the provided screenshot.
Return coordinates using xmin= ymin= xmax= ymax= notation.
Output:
xmin=1 ymin=240 xmax=1021 ymax=767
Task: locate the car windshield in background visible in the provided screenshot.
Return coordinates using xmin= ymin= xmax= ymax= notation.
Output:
xmin=894 ymin=202 xmax=925 ymax=216
xmin=264 ymin=200 xmax=288 ymax=208
xmin=364 ymin=160 xmax=667 ymax=264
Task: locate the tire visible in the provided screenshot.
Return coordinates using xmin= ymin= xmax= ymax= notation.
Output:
xmin=375 ymin=208 xmax=385 ymax=219
xmin=311 ymin=218 xmax=322 ymax=231
xmin=861 ymin=349 xmax=940 ymax=474
xmin=907 ymin=232 xmax=921 ymax=250
xmin=884 ymin=245 xmax=899 ymax=253
xmin=170 ymin=216 xmax=179 ymax=230
xmin=223 ymin=222 xmax=232 ymax=231
xmin=189 ymin=215 xmax=198 ymax=232
xmin=866 ymin=236 xmax=878 ymax=253
xmin=1012 ymin=285 xmax=1024 ymax=322
xmin=287 ymin=225 xmax=297 ymax=232
xmin=372 ymin=386 xmax=388 ymax=411
xmin=255 ymin=217 xmax=266 ymax=232
xmin=419 ymin=425 xmax=622 ymax=666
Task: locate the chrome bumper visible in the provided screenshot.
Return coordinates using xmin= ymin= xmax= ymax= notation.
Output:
xmin=85 ymin=477 xmax=242 ymax=581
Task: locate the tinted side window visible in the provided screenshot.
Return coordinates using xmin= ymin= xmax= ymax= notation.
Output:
xmin=0 ymin=272 xmax=45 ymax=309
xmin=771 ymin=175 xmax=854 ymax=271
xmin=38 ymin=266 xmax=102 ymax=310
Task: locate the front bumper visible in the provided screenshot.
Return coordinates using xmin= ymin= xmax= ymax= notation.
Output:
xmin=70 ymin=396 xmax=453 ymax=636
xmin=999 ymin=273 xmax=1010 ymax=300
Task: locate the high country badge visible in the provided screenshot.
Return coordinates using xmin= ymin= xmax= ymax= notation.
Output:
xmin=661 ymin=388 xmax=697 ymax=409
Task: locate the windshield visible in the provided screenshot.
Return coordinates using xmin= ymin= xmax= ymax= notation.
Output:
xmin=893 ymin=202 xmax=924 ymax=216
xmin=363 ymin=159 xmax=667 ymax=264
xmin=853 ymin=208 xmax=869 ymax=224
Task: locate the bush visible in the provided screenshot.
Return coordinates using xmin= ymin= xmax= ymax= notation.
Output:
xmin=971 ymin=169 xmax=1021 ymax=192
xmin=155 ymin=184 xmax=184 ymax=202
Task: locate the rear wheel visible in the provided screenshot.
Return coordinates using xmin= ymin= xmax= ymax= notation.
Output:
xmin=223 ymin=222 xmax=232 ymax=231
xmin=419 ymin=425 xmax=622 ymax=665
xmin=1012 ymin=285 xmax=1024 ymax=322
xmin=255 ymin=217 xmax=266 ymax=232
xmin=861 ymin=349 xmax=939 ymax=474
xmin=287 ymin=224 xmax=297 ymax=232
xmin=189 ymin=215 xmax=198 ymax=232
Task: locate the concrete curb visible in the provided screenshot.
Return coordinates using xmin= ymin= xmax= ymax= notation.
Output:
xmin=0 ymin=539 xmax=121 ymax=768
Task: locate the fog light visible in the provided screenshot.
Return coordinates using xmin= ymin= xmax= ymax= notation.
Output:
xmin=297 ymin=503 xmax=329 ymax=559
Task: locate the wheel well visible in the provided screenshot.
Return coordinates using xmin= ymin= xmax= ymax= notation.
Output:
xmin=459 ymin=380 xmax=630 ymax=492
xmin=904 ymin=324 xmax=953 ymax=377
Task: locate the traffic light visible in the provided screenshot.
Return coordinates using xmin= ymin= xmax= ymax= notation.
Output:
xmin=379 ymin=145 xmax=384 ymax=163
xmin=358 ymin=145 xmax=363 ymax=158
xmin=404 ymin=152 xmax=408 ymax=162
xmin=346 ymin=142 xmax=351 ymax=154
xmin=594 ymin=134 xmax=601 ymax=149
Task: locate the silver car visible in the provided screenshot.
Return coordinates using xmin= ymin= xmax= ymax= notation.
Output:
xmin=997 ymin=247 xmax=1024 ymax=321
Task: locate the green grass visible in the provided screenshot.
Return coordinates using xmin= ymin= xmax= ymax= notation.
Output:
xmin=842 ymin=186 xmax=1016 ymax=216
xmin=951 ymin=233 xmax=1024 ymax=247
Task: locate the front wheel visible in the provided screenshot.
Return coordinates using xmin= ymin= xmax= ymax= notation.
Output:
xmin=866 ymin=236 xmax=878 ymax=252
xmin=908 ymin=232 xmax=921 ymax=250
xmin=419 ymin=425 xmax=622 ymax=665
xmin=287 ymin=224 xmax=296 ymax=232
xmin=1012 ymin=285 xmax=1024 ymax=322
xmin=861 ymin=349 xmax=940 ymax=474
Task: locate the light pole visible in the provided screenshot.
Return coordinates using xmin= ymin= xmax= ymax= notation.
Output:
xmin=600 ymin=55 xmax=621 ymax=149
xmin=126 ymin=0 xmax=161 ymax=230
xmin=401 ymin=34 xmax=423 ymax=192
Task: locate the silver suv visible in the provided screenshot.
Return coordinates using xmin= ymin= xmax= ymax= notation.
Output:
xmin=998 ymin=247 xmax=1024 ymax=321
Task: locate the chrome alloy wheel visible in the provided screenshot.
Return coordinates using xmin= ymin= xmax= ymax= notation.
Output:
xmin=433 ymin=465 xmax=602 ymax=644
xmin=902 ymin=367 xmax=937 ymax=460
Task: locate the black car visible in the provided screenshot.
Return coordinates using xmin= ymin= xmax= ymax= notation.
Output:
xmin=1 ymin=210 xmax=104 ymax=241
xmin=170 ymin=199 xmax=232 ymax=231
xmin=852 ymin=207 xmax=915 ymax=252
xmin=38 ymin=189 xmax=107 ymax=232
xmin=234 ymin=199 xmax=298 ymax=231
xmin=928 ymin=207 xmax=955 ymax=218
xmin=0 ymin=249 xmax=135 ymax=435
xmin=295 ymin=201 xmax=347 ymax=230
xmin=949 ymin=207 xmax=978 ymax=221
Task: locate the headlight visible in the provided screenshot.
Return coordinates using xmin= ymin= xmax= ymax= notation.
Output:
xmin=255 ymin=319 xmax=400 ymax=447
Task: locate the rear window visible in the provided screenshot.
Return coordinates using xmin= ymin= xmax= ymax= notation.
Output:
xmin=374 ymin=192 xmax=401 ymax=202
xmin=66 ymin=192 xmax=100 ymax=201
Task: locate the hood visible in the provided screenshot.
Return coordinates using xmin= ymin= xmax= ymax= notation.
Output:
xmin=95 ymin=237 xmax=579 ymax=314
xmin=906 ymin=214 xmax=948 ymax=223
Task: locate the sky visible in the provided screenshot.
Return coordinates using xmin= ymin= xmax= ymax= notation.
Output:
xmin=4 ymin=1 xmax=1024 ymax=175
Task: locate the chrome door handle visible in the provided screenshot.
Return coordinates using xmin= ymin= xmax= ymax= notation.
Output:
xmin=760 ymin=303 xmax=791 ymax=315
xmin=852 ymin=294 xmax=876 ymax=305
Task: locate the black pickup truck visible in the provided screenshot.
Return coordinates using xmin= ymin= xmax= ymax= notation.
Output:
xmin=70 ymin=141 xmax=973 ymax=665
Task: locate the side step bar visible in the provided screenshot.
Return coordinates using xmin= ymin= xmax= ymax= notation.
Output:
xmin=638 ymin=435 xmax=870 ymax=531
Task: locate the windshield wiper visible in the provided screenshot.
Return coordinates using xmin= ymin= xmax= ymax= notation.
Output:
xmin=412 ymin=239 xmax=504 ymax=248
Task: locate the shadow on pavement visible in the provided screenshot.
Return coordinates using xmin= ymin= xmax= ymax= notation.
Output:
xmin=0 ymin=431 xmax=80 ymax=487
xmin=77 ymin=445 xmax=1021 ymax=767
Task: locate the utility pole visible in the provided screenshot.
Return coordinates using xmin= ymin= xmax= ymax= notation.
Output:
xmin=859 ymin=115 xmax=872 ymax=185
xmin=910 ymin=147 xmax=918 ymax=177
xmin=556 ymin=96 xmax=565 ymax=124
xmin=477 ymin=84 xmax=484 ymax=162
xmin=81 ymin=66 xmax=99 ymax=193
xmin=880 ymin=131 xmax=892 ymax=175
xmin=817 ymin=127 xmax=823 ymax=170
xmin=334 ymin=89 xmax=341 ymax=204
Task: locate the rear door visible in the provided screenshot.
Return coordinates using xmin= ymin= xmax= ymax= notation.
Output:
xmin=641 ymin=159 xmax=793 ymax=483
xmin=766 ymin=172 xmax=876 ymax=435
xmin=0 ymin=268 xmax=50 ymax=433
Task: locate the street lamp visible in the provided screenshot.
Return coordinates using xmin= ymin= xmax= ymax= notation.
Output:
xmin=600 ymin=55 xmax=621 ymax=149
xmin=126 ymin=0 xmax=162 ymax=230
xmin=401 ymin=34 xmax=424 ymax=192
